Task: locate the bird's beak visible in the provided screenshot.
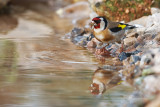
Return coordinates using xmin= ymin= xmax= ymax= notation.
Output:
xmin=89 ymin=21 xmax=96 ymax=29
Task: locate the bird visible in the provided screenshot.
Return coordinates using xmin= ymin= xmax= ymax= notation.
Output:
xmin=90 ymin=16 xmax=136 ymax=48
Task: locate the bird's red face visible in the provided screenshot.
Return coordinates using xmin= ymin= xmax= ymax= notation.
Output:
xmin=92 ymin=17 xmax=101 ymax=29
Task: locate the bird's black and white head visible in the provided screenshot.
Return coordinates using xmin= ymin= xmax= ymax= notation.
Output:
xmin=91 ymin=16 xmax=107 ymax=33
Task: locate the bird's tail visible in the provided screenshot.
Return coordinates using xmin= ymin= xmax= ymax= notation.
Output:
xmin=127 ymin=24 xmax=144 ymax=29
xmin=125 ymin=24 xmax=137 ymax=30
xmin=128 ymin=25 xmax=136 ymax=29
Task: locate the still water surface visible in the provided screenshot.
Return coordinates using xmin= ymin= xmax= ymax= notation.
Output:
xmin=0 ymin=6 xmax=134 ymax=107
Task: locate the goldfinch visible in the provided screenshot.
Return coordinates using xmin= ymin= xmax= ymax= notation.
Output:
xmin=91 ymin=16 xmax=136 ymax=44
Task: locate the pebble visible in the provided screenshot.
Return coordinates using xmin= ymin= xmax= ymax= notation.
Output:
xmin=87 ymin=40 xmax=97 ymax=48
xmin=124 ymin=37 xmax=137 ymax=46
xmin=118 ymin=50 xmax=141 ymax=61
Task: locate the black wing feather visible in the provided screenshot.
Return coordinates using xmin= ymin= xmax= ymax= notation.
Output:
xmin=109 ymin=27 xmax=122 ymax=32
xmin=109 ymin=23 xmax=136 ymax=32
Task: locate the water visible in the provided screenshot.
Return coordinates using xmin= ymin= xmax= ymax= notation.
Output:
xmin=0 ymin=3 xmax=134 ymax=107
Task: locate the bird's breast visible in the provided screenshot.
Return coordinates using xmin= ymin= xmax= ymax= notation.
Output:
xmin=95 ymin=34 xmax=105 ymax=40
xmin=94 ymin=29 xmax=115 ymax=42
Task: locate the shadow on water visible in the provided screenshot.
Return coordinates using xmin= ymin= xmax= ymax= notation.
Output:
xmin=0 ymin=1 xmax=134 ymax=107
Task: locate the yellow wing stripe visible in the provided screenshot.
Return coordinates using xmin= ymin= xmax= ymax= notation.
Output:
xmin=118 ymin=24 xmax=126 ymax=29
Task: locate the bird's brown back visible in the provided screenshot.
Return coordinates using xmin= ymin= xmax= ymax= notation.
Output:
xmin=107 ymin=20 xmax=120 ymax=29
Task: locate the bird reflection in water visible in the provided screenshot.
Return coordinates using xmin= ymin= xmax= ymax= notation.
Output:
xmin=90 ymin=67 xmax=122 ymax=95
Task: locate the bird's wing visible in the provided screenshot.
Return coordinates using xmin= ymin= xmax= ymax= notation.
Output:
xmin=107 ymin=21 xmax=120 ymax=29
xmin=109 ymin=23 xmax=135 ymax=33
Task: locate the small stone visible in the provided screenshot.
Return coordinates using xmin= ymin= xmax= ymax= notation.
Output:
xmin=125 ymin=46 xmax=137 ymax=53
xmin=68 ymin=27 xmax=92 ymax=47
xmin=140 ymin=49 xmax=157 ymax=68
xmin=140 ymin=54 xmax=153 ymax=68
xmin=106 ymin=44 xmax=120 ymax=56
xmin=136 ymin=44 xmax=144 ymax=51
xmin=144 ymin=33 xmax=153 ymax=40
xmin=95 ymin=47 xmax=110 ymax=56
xmin=123 ymin=57 xmax=130 ymax=66
xmin=126 ymin=32 xmax=139 ymax=38
xmin=130 ymin=55 xmax=141 ymax=64
xmin=119 ymin=50 xmax=141 ymax=61
xmin=137 ymin=36 xmax=145 ymax=43
xmin=118 ymin=52 xmax=132 ymax=61
xmin=124 ymin=37 xmax=137 ymax=46
xmin=87 ymin=40 xmax=97 ymax=48
xmin=77 ymin=37 xmax=88 ymax=47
